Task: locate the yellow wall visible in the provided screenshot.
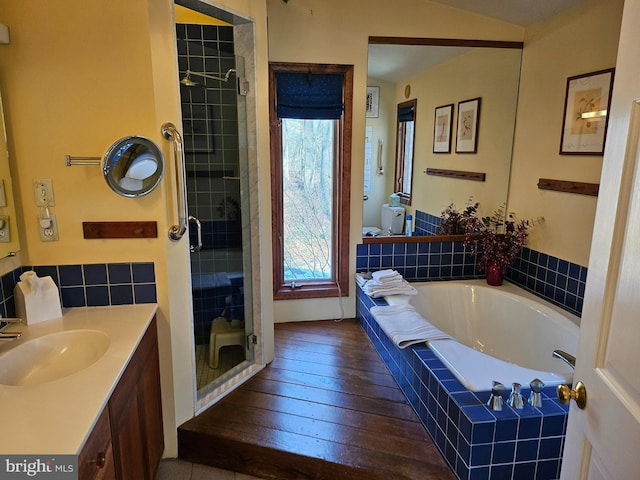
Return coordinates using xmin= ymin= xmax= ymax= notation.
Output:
xmin=266 ymin=0 xmax=524 ymax=322
xmin=508 ymin=0 xmax=624 ymax=266
xmin=363 ymin=78 xmax=395 ymax=228
xmin=394 ymin=47 xmax=521 ymax=221
xmin=0 ymin=0 xmax=272 ymax=457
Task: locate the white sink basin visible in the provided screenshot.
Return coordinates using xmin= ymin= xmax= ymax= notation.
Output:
xmin=0 ymin=329 xmax=110 ymax=386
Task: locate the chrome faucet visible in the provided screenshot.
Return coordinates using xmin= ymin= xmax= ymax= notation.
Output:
xmin=487 ymin=381 xmax=505 ymax=411
xmin=0 ymin=317 xmax=22 ymax=339
xmin=507 ymin=382 xmax=525 ymax=409
xmin=529 ymin=378 xmax=545 ymax=407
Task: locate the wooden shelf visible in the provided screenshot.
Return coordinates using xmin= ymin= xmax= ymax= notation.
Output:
xmin=537 ymin=178 xmax=599 ymax=197
xmin=83 ymin=221 xmax=158 ymax=239
xmin=425 ymin=168 xmax=486 ymax=182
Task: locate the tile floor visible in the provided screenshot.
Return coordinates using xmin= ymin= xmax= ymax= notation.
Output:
xmin=157 ymin=459 xmax=263 ymax=480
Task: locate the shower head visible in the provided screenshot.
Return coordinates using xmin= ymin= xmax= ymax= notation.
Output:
xmin=180 ymin=74 xmax=199 ymax=87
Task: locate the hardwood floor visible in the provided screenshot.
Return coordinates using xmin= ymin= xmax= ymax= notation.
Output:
xmin=178 ymin=319 xmax=455 ymax=480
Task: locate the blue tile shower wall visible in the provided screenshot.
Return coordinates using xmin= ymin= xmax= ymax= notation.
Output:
xmin=0 ymin=263 xmax=156 ymax=320
xmin=357 ymin=239 xmax=587 ymax=317
xmin=357 ymin=287 xmax=568 ymax=480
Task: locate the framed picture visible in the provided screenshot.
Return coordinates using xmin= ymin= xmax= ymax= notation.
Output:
xmin=559 ymin=68 xmax=615 ymax=155
xmin=433 ymin=104 xmax=454 ymax=153
xmin=455 ymin=97 xmax=481 ymax=153
xmin=366 ymin=86 xmax=380 ymax=118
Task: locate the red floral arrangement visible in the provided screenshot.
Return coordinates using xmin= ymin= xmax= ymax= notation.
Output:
xmin=438 ymin=201 xmax=531 ymax=274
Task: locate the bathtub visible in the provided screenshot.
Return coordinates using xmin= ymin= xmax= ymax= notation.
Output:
xmin=384 ymin=279 xmax=580 ymax=391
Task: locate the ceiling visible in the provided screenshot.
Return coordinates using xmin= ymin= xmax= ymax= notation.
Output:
xmin=427 ymin=0 xmax=586 ymax=26
xmin=368 ymin=0 xmax=586 ymax=83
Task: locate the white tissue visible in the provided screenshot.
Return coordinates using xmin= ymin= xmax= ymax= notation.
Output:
xmin=14 ymin=271 xmax=63 ymax=325
xmin=19 ymin=271 xmax=41 ymax=294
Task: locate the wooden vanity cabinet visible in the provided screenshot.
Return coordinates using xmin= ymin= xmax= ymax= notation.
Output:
xmin=79 ymin=317 xmax=163 ymax=480
xmin=78 ymin=407 xmax=116 ymax=480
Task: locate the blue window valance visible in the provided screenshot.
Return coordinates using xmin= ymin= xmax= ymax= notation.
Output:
xmin=275 ymin=72 xmax=344 ymax=120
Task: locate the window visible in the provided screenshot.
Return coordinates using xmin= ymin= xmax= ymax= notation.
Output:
xmin=269 ymin=62 xmax=353 ymax=300
xmin=394 ymin=99 xmax=417 ymax=205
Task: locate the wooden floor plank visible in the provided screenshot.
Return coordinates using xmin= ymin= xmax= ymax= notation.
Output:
xmin=208 ymin=389 xmax=429 ymax=441
xmin=258 ymin=366 xmax=407 ymax=403
xmin=268 ymin=356 xmax=399 ymax=389
xmin=178 ymin=320 xmax=455 ymax=480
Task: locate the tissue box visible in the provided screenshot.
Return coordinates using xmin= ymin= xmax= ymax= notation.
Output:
xmin=14 ymin=273 xmax=63 ymax=325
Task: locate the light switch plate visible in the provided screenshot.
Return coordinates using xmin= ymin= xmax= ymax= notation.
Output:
xmin=0 ymin=215 xmax=10 ymax=243
xmin=34 ymin=179 xmax=55 ymax=207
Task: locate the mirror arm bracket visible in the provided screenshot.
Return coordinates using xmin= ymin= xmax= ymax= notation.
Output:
xmin=64 ymin=155 xmax=101 ymax=166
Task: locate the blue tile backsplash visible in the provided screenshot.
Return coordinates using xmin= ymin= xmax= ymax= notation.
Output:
xmin=0 ymin=263 xmax=157 ymax=321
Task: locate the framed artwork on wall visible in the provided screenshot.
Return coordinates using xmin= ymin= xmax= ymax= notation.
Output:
xmin=455 ymin=97 xmax=481 ymax=153
xmin=433 ymin=103 xmax=453 ymax=153
xmin=559 ymin=68 xmax=615 ymax=155
xmin=366 ymin=86 xmax=380 ymax=118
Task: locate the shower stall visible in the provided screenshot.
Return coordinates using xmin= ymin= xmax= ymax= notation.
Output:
xmin=175 ymin=21 xmax=254 ymax=396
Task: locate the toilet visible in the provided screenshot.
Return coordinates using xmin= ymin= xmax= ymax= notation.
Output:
xmin=363 ymin=203 xmax=406 ymax=235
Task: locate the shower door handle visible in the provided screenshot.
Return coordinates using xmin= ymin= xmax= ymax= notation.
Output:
xmin=161 ymin=122 xmax=188 ymax=241
xmin=189 ymin=215 xmax=202 ymax=252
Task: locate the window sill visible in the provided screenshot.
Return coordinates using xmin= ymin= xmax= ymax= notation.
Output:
xmin=274 ymin=281 xmax=347 ymax=300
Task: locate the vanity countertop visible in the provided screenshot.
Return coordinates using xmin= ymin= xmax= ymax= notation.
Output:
xmin=0 ymin=303 xmax=158 ymax=454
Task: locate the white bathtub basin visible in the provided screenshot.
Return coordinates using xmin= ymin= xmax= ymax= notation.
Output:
xmin=385 ymin=280 xmax=580 ymax=391
xmin=0 ymin=329 xmax=110 ymax=386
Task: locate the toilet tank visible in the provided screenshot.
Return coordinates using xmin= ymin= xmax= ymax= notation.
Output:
xmin=381 ymin=204 xmax=405 ymax=234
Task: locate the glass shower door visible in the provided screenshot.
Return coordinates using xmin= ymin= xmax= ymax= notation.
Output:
xmin=176 ymin=22 xmax=254 ymax=398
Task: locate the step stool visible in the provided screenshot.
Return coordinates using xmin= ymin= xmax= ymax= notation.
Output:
xmin=208 ymin=317 xmax=245 ymax=368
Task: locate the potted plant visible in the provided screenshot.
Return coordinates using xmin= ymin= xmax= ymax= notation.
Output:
xmin=467 ymin=205 xmax=530 ymax=286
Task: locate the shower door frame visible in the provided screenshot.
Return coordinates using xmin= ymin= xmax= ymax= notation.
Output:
xmin=174 ymin=0 xmax=266 ymax=414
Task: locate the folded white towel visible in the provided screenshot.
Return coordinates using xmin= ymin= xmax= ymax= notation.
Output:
xmin=363 ymin=280 xmax=417 ymax=298
xmin=372 ymin=269 xmax=401 ymax=282
xmin=370 ymin=303 xmax=452 ymax=348
xmin=355 ymin=272 xmax=370 ymax=287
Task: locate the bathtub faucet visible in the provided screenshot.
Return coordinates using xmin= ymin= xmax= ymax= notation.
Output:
xmin=552 ymin=349 xmax=576 ymax=369
xmin=507 ymin=382 xmax=525 ymax=409
xmin=487 ymin=381 xmax=505 ymax=411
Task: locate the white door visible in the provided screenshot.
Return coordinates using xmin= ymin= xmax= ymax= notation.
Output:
xmin=560 ymin=1 xmax=640 ymax=478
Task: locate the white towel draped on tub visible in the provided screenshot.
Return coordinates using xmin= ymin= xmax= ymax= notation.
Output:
xmin=370 ymin=303 xmax=452 ymax=348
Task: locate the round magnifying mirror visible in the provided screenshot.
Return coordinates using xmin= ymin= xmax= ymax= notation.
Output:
xmin=103 ymin=136 xmax=164 ymax=197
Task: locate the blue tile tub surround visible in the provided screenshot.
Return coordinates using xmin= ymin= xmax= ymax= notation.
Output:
xmin=506 ymin=247 xmax=587 ymax=317
xmin=0 ymin=263 xmax=157 ymax=317
xmin=357 ymin=286 xmax=568 ymax=480
xmin=356 ymin=239 xmax=587 ymax=317
xmin=356 ymin=240 xmax=483 ymax=282
xmin=415 ymin=210 xmax=442 ymax=236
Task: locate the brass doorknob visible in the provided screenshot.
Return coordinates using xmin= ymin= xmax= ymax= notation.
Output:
xmin=557 ymin=381 xmax=587 ymax=409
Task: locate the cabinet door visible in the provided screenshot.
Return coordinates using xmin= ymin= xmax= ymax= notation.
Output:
xmin=139 ymin=333 xmax=164 ymax=479
xmin=109 ymin=317 xmax=163 ymax=480
xmin=109 ymin=366 xmax=146 ymax=480
xmin=78 ymin=407 xmax=116 ymax=480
